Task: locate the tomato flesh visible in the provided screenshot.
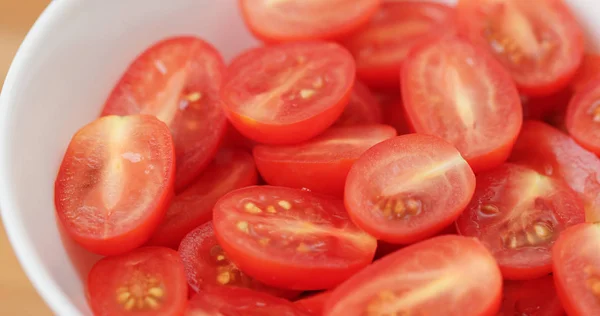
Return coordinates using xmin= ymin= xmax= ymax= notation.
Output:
xmin=334 ymin=80 xmax=383 ymax=126
xmin=499 ymin=276 xmax=563 ymax=316
xmin=566 ymin=77 xmax=600 ymax=155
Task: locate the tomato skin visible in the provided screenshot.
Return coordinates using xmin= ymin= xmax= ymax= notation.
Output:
xmin=566 ymin=77 xmax=600 ymax=155
xmin=323 ymin=235 xmax=503 ymax=316
xmin=55 ymin=115 xmax=175 ymax=256
xmin=334 ymin=81 xmax=383 ymax=127
xmin=571 ymin=54 xmax=600 ymax=92
xmin=499 ymin=276 xmax=563 ymax=316
xmin=295 ymin=291 xmax=332 ymax=316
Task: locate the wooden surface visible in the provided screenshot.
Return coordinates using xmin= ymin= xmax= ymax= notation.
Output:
xmin=1 ymin=0 xmax=53 ymax=314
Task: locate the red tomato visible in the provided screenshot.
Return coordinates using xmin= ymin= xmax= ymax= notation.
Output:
xmin=323 ymin=235 xmax=503 ymax=316
xmin=55 ymin=115 xmax=175 ymax=256
xmin=456 ymin=0 xmax=585 ymax=96
xmin=552 ymin=223 xmax=600 ymax=316
xmin=345 ymin=134 xmax=476 ymax=244
xmin=509 ymin=120 xmax=600 ymax=223
xmin=499 ymin=276 xmax=563 ymax=316
xmin=212 ymin=186 xmax=377 ymax=290
xmin=295 ymin=291 xmax=332 ymax=316
xmin=238 ymin=0 xmax=381 ymax=43
xmin=456 ymin=163 xmax=585 ymax=280
xmin=253 ymin=124 xmax=396 ymax=197
xmin=343 ymin=1 xmax=455 ymax=89
xmin=334 ymin=81 xmax=383 ymax=127
xmin=221 ymin=42 xmax=356 ymax=145
xmin=376 ymin=92 xmax=412 ymax=135
xmin=401 ymin=36 xmax=522 ymax=172
xmin=87 ymin=247 xmax=187 ymax=316
xmin=147 ymin=149 xmax=257 ymax=248
xmin=566 ymin=77 xmax=600 ymax=155
xmin=101 ymin=37 xmax=227 ymax=192
xmin=178 ymin=222 xmax=298 ymax=298
xmin=222 ymin=123 xmax=257 ymax=152
xmin=572 ymin=54 xmax=600 ymax=92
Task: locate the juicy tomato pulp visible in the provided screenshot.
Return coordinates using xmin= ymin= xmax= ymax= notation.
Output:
xmin=295 ymin=291 xmax=332 ymax=315
xmin=253 ymin=124 xmax=396 ymax=197
xmin=55 ymin=115 xmax=175 ymax=256
xmin=509 ymin=120 xmax=600 ymax=223
xmin=101 ymin=37 xmax=227 ymax=192
xmin=345 ymin=134 xmax=475 ymax=244
xmin=456 ymin=0 xmax=585 ymax=96
xmin=221 ymin=41 xmax=356 ymax=145
xmin=212 ymin=186 xmax=377 ymax=290
xmin=567 ymin=77 xmax=600 ymax=155
xmin=147 ymin=149 xmax=257 ymax=248
xmin=401 ymin=36 xmax=522 ymax=172
xmin=343 ymin=1 xmax=455 ymax=88
xmin=239 ymin=0 xmax=381 ymax=43
xmin=324 ymin=235 xmax=503 ymax=316
xmin=499 ymin=276 xmax=563 ymax=316
xmin=456 ymin=163 xmax=585 ymax=280
xmin=87 ymin=247 xmax=187 ymax=315
xmin=334 ymin=80 xmax=383 ymax=126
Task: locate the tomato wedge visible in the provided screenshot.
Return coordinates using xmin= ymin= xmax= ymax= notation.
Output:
xmin=87 ymin=247 xmax=187 ymax=315
xmin=213 ymin=186 xmax=377 ymax=290
xmin=101 ymin=37 xmax=227 ymax=192
xmin=253 ymin=124 xmax=396 ymax=197
xmin=566 ymin=77 xmax=600 ymax=155
xmin=401 ymin=36 xmax=522 ymax=172
xmin=343 ymin=1 xmax=455 ymax=89
xmin=499 ymin=276 xmax=563 ymax=316
xmin=238 ymin=0 xmax=381 ymax=43
xmin=295 ymin=291 xmax=332 ymax=316
xmin=55 ymin=115 xmax=175 ymax=256
xmin=456 ymin=163 xmax=585 ymax=280
xmin=456 ymin=0 xmax=585 ymax=96
xmin=345 ymin=134 xmax=475 ymax=244
xmin=323 ymin=235 xmax=502 ymax=316
xmin=147 ymin=149 xmax=257 ymax=248
xmin=221 ymin=41 xmax=356 ymax=145
xmin=553 ymin=223 xmax=600 ymax=316
xmin=509 ymin=120 xmax=600 ymax=223
xmin=334 ymin=81 xmax=383 ymax=127
xmin=572 ymin=54 xmax=600 ymax=92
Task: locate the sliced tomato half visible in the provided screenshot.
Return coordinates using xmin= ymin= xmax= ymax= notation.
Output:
xmin=566 ymin=77 xmax=600 ymax=155
xmin=499 ymin=276 xmax=563 ymax=316
xmin=334 ymin=80 xmax=383 ymax=127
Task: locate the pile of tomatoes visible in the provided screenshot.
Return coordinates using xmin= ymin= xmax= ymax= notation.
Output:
xmin=53 ymin=0 xmax=600 ymax=315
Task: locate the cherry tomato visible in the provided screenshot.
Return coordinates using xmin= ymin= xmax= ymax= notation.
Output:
xmin=295 ymin=291 xmax=332 ymax=316
xmin=238 ymin=0 xmax=381 ymax=43
xmin=566 ymin=77 xmax=600 ymax=155
xmin=401 ymin=36 xmax=522 ymax=172
xmin=55 ymin=115 xmax=175 ymax=256
xmin=345 ymin=134 xmax=475 ymax=244
xmin=456 ymin=0 xmax=585 ymax=96
xmin=253 ymin=124 xmax=396 ymax=197
xmin=499 ymin=276 xmax=563 ymax=316
xmin=87 ymin=247 xmax=187 ymax=316
xmin=212 ymin=186 xmax=377 ymax=290
xmin=456 ymin=163 xmax=585 ymax=280
xmin=334 ymin=81 xmax=383 ymax=127
xmin=323 ymin=235 xmax=503 ymax=316
xmin=343 ymin=1 xmax=455 ymax=89
xmin=101 ymin=37 xmax=227 ymax=192
xmin=509 ymin=120 xmax=600 ymax=223
xmin=572 ymin=54 xmax=600 ymax=92
xmin=147 ymin=149 xmax=257 ymax=248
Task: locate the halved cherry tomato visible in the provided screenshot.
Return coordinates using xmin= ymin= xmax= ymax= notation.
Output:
xmin=323 ymin=235 xmax=503 ymax=316
xmin=147 ymin=149 xmax=257 ymax=248
xmin=87 ymin=247 xmax=187 ymax=315
xmin=185 ymin=287 xmax=310 ymax=316
xmin=55 ymin=115 xmax=175 ymax=256
xmin=552 ymin=223 xmax=600 ymax=316
xmin=345 ymin=134 xmax=475 ymax=244
xmin=456 ymin=0 xmax=585 ymax=96
xmin=238 ymin=0 xmax=381 ymax=43
xmin=178 ymin=222 xmax=298 ymax=298
xmin=101 ymin=37 xmax=227 ymax=192
xmin=213 ymin=186 xmax=377 ymax=290
xmin=376 ymin=92 xmax=412 ymax=135
xmin=343 ymin=1 xmax=455 ymax=89
xmin=566 ymin=77 xmax=600 ymax=155
xmin=456 ymin=163 xmax=585 ymax=280
xmin=253 ymin=124 xmax=396 ymax=197
xmin=221 ymin=41 xmax=356 ymax=145
xmin=295 ymin=291 xmax=332 ymax=316
xmin=572 ymin=54 xmax=600 ymax=92
xmin=509 ymin=120 xmax=600 ymax=223
xmin=334 ymin=81 xmax=383 ymax=127
xmin=401 ymin=36 xmax=522 ymax=172
xmin=499 ymin=276 xmax=563 ymax=316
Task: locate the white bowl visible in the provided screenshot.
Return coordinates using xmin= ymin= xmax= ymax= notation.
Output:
xmin=2 ymin=0 xmax=600 ymax=315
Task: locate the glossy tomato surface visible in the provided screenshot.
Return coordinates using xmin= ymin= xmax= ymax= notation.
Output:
xmin=295 ymin=291 xmax=332 ymax=316
xmin=456 ymin=163 xmax=584 ymax=280
xmin=334 ymin=81 xmax=383 ymax=126
xmin=55 ymin=115 xmax=175 ymax=256
xmin=345 ymin=134 xmax=475 ymax=244
xmin=456 ymin=0 xmax=585 ymax=96
xmin=324 ymin=235 xmax=503 ymax=316
xmin=213 ymin=186 xmax=377 ymax=290
xmin=101 ymin=37 xmax=227 ymax=192
xmin=499 ymin=276 xmax=563 ymax=316
xmin=87 ymin=247 xmax=187 ymax=316
xmin=401 ymin=36 xmax=522 ymax=172
xmin=253 ymin=124 xmax=396 ymax=197
xmin=147 ymin=149 xmax=257 ymax=248
xmin=566 ymin=77 xmax=600 ymax=155
xmin=221 ymin=41 xmax=356 ymax=144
